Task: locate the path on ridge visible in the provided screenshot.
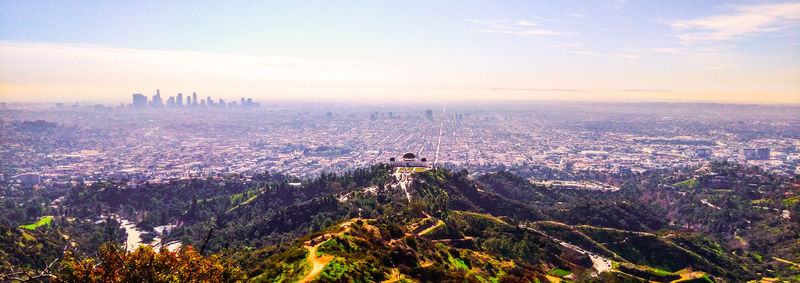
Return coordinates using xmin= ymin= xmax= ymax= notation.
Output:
xmin=298 ymin=219 xmax=363 ymax=283
xmin=392 ymin=169 xmax=414 ymax=203
xmin=298 ymin=244 xmax=333 ymax=283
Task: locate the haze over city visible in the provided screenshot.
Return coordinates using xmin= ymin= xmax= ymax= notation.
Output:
xmin=2 ymin=0 xmax=799 ymax=104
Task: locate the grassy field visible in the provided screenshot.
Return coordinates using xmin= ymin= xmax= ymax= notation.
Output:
xmin=20 ymin=216 xmax=53 ymax=230
xmin=673 ymin=178 xmax=699 ymax=189
xmin=547 ymin=268 xmax=571 ymax=277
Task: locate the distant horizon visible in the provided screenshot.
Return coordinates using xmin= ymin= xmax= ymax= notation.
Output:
xmin=4 ymin=96 xmax=800 ymax=107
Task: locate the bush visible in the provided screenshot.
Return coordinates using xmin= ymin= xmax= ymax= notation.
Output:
xmin=56 ymin=243 xmax=243 ymax=282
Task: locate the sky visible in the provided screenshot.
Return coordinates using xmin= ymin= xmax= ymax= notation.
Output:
xmin=0 ymin=0 xmax=799 ymax=104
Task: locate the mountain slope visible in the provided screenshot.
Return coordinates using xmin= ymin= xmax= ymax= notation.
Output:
xmin=10 ymin=162 xmax=796 ymax=282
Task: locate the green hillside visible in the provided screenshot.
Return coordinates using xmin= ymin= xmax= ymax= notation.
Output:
xmin=1 ymin=162 xmax=797 ymax=281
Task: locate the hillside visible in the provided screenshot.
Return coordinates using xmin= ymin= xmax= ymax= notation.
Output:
xmin=246 ymin=167 xmax=764 ymax=282
xmin=1 ymin=162 xmax=797 ymax=281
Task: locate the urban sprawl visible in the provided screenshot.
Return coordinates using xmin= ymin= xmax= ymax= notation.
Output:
xmin=2 ymin=95 xmax=798 ymax=189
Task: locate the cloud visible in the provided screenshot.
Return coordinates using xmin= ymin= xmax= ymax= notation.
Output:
xmin=477 ymin=29 xmax=573 ymax=36
xmin=575 ymin=51 xmax=603 ymax=56
xmin=616 ymin=89 xmax=671 ymax=93
xmin=515 ymin=20 xmax=537 ymax=26
xmin=671 ymin=3 xmax=800 ymax=43
xmin=649 ymin=46 xmax=738 ymax=70
xmin=575 ymin=50 xmax=641 ymax=60
xmin=466 ymin=19 xmax=572 ymax=36
xmin=552 ymin=42 xmax=584 ymax=48
xmin=491 ymin=87 xmax=585 ymax=92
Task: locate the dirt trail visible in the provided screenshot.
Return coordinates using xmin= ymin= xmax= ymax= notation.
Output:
xmin=417 ymin=219 xmax=444 ymax=236
xmin=392 ymin=171 xmax=413 ymax=202
xmin=380 ymin=268 xmax=402 ymax=283
xmin=298 ymin=244 xmax=333 ymax=283
xmin=432 ymin=236 xmax=474 ymax=243
xmin=298 ymin=219 xmax=369 ymax=282
xmin=773 ymin=257 xmax=800 ymax=268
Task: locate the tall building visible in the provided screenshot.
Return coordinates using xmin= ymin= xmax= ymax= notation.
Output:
xmin=695 ymin=148 xmax=712 ymax=158
xmin=241 ymin=98 xmax=245 ymax=106
xmin=757 ymin=148 xmax=770 ymax=160
xmin=19 ymin=173 xmax=41 ymax=186
xmin=166 ymin=96 xmax=175 ymax=107
xmin=132 ymin=93 xmax=147 ymax=108
xmin=743 ymin=149 xmax=758 ymax=160
xmin=151 ymin=91 xmax=163 ymax=107
xmin=207 ymin=96 xmax=213 ymax=107
xmin=186 ymin=96 xmax=192 ymax=106
xmin=177 ymin=93 xmax=183 ymax=106
xmin=425 ymin=109 xmax=433 ymax=121
xmin=192 ymin=92 xmax=198 ymax=106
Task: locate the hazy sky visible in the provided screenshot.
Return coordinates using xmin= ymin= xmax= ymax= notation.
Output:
xmin=1 ymin=1 xmax=799 ymax=104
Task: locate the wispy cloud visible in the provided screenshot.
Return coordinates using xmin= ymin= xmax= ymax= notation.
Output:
xmin=552 ymin=42 xmax=584 ymax=49
xmin=491 ymin=87 xmax=585 ymax=92
xmin=575 ymin=50 xmax=641 ymax=60
xmin=671 ymin=3 xmax=800 ymax=43
xmin=477 ymin=29 xmax=573 ymax=36
xmin=466 ymin=19 xmax=572 ymax=36
xmin=616 ymin=89 xmax=671 ymax=93
xmin=515 ymin=20 xmax=537 ymax=26
xmin=649 ymin=46 xmax=738 ymax=70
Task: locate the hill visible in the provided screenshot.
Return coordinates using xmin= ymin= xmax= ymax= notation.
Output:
xmin=1 ymin=162 xmax=798 ymax=281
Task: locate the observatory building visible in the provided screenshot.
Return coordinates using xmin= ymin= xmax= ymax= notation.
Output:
xmin=389 ymin=152 xmax=431 ymax=168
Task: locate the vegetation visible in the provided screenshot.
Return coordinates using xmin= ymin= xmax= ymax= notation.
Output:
xmin=1 ymin=161 xmax=798 ymax=281
xmin=19 ymin=215 xmax=54 ymax=230
xmin=56 ymin=244 xmax=243 ymax=282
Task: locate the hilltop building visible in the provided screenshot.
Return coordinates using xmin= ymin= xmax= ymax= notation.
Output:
xmin=389 ymin=152 xmax=431 ymax=168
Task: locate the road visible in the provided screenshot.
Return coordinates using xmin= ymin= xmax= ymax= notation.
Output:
xmin=434 ymin=121 xmax=443 ymax=166
xmin=519 ymin=223 xmax=613 ymax=275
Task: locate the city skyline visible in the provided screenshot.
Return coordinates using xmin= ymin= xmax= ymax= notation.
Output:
xmin=1 ymin=1 xmax=799 ymax=104
xmin=131 ymin=90 xmax=259 ymax=108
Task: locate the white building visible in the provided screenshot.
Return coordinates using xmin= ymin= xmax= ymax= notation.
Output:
xmin=389 ymin=152 xmax=431 ymax=168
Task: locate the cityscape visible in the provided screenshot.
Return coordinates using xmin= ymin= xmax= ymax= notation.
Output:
xmin=2 ymin=99 xmax=797 ymax=188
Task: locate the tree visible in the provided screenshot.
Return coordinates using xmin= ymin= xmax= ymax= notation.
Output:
xmin=56 ymin=244 xmax=243 ymax=282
